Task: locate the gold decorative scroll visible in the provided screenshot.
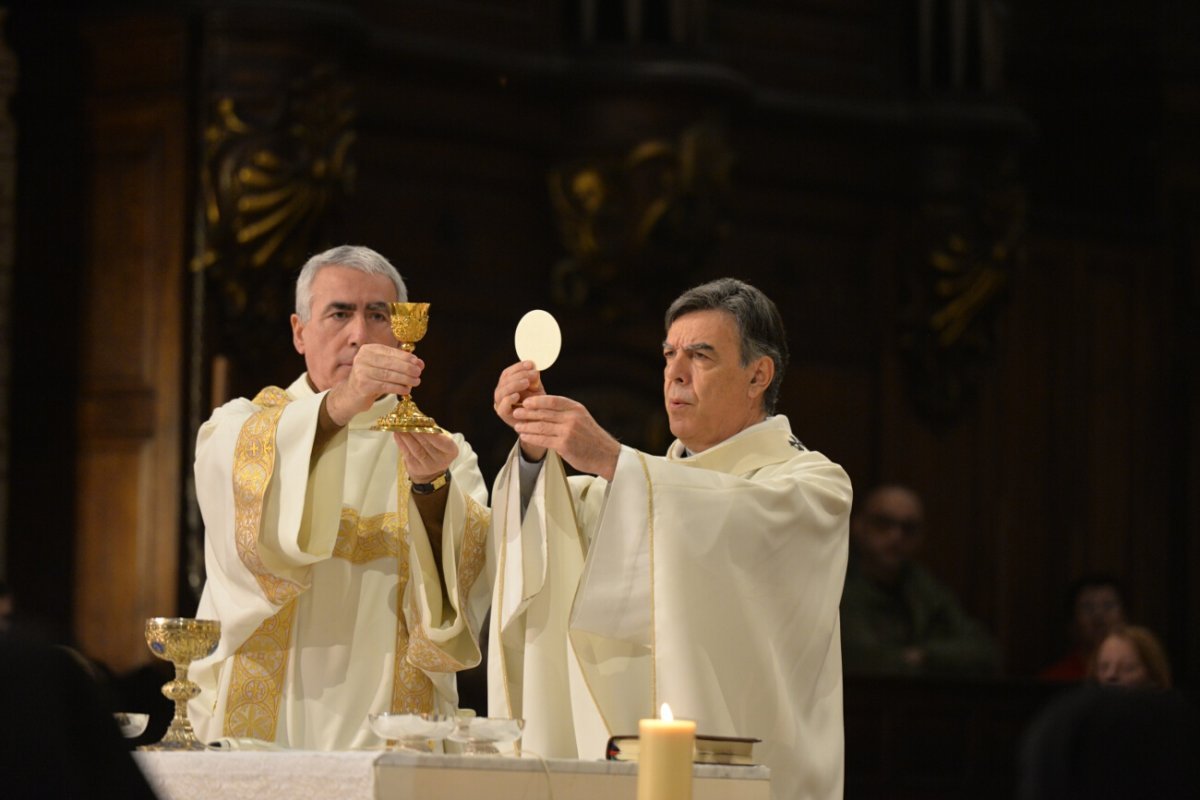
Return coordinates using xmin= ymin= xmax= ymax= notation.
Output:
xmin=901 ymin=158 xmax=1025 ymax=421
xmin=547 ymin=122 xmax=732 ymax=318
xmin=192 ymin=62 xmax=356 ymax=315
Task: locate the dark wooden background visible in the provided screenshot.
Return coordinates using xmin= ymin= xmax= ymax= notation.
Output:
xmin=2 ymin=2 xmax=1197 ymax=795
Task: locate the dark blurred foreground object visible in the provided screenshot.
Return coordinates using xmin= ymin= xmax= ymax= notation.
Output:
xmin=0 ymin=633 xmax=160 ymax=799
xmin=1017 ymin=684 xmax=1199 ymax=800
xmin=106 ymin=659 xmax=176 ymax=747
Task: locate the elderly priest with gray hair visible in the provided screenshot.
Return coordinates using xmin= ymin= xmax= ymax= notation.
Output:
xmin=188 ymin=245 xmax=491 ymax=749
xmin=488 ymin=278 xmax=852 ymax=800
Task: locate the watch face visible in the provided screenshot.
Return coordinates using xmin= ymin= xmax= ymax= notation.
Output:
xmin=412 ymin=471 xmax=449 ymax=494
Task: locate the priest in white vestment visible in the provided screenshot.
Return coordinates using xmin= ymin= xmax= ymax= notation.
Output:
xmin=189 ymin=246 xmax=491 ymax=750
xmin=487 ymin=278 xmax=851 ymax=800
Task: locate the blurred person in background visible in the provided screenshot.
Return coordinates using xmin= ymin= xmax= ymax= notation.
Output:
xmin=1039 ymin=573 xmax=1126 ymax=682
xmin=1091 ymin=624 xmax=1172 ymax=690
xmin=839 ymin=484 xmax=1000 ymax=677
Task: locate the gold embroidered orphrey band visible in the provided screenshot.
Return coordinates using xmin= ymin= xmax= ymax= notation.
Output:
xmin=225 ymin=387 xmax=306 ymax=740
xmin=222 ymin=386 xmax=489 ymax=739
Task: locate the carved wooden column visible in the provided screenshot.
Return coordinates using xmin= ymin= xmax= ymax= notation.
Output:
xmin=63 ymin=1 xmax=361 ymax=669
xmin=72 ymin=13 xmax=190 ymax=670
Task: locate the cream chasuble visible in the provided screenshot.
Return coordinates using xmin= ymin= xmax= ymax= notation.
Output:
xmin=487 ymin=415 xmax=850 ymax=800
xmin=189 ymin=375 xmax=491 ymax=750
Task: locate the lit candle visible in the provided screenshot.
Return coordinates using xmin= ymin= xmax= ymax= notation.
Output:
xmin=637 ymin=703 xmax=696 ymax=800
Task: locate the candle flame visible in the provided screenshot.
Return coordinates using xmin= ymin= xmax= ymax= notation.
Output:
xmin=660 ymin=702 xmax=673 ymax=721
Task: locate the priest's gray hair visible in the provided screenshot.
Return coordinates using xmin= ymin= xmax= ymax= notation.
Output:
xmin=295 ymin=245 xmax=408 ymax=321
xmin=665 ymin=278 xmax=789 ymax=414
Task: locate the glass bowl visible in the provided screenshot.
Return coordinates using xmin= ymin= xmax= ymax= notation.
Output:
xmin=114 ymin=712 xmax=150 ymax=738
xmin=448 ymin=717 xmax=525 ymax=755
xmin=368 ymin=712 xmax=456 ymax=752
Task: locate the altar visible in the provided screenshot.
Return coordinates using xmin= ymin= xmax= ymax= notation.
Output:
xmin=134 ymin=750 xmax=771 ymax=800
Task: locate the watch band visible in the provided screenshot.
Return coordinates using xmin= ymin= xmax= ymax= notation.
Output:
xmin=411 ymin=470 xmax=450 ymax=495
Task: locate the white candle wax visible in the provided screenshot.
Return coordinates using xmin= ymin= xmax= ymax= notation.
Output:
xmin=637 ymin=704 xmax=695 ymax=800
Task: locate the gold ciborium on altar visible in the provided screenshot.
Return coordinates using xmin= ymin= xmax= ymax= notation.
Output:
xmin=371 ymin=302 xmax=443 ymax=433
xmin=141 ymin=617 xmax=220 ymax=751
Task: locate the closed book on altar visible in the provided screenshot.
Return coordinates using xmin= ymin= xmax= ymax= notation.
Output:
xmin=605 ymin=734 xmax=760 ymax=765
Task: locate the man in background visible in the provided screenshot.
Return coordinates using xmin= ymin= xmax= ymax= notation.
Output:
xmin=840 ymin=484 xmax=1000 ymax=677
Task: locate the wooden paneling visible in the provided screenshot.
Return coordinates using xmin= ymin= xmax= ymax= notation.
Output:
xmin=985 ymin=238 xmax=1179 ymax=676
xmin=73 ymin=17 xmax=187 ymax=671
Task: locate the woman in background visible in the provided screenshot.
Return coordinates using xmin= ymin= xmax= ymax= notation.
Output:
xmin=1091 ymin=624 xmax=1172 ymax=690
xmin=1019 ymin=624 xmax=1195 ymax=798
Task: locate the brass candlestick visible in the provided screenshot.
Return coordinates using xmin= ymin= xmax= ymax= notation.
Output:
xmin=371 ymin=302 xmax=442 ymax=433
xmin=141 ymin=617 xmax=221 ymax=751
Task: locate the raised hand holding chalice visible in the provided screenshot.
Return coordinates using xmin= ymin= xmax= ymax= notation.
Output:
xmin=371 ymin=302 xmax=443 ymax=433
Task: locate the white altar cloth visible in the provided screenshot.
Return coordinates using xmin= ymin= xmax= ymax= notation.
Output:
xmin=135 ymin=750 xmax=771 ymax=800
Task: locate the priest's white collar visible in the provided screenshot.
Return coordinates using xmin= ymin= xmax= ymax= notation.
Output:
xmin=668 ymin=414 xmax=791 ymax=459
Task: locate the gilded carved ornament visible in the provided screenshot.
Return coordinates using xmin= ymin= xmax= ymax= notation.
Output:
xmin=547 ymin=122 xmax=732 ymax=316
xmin=192 ymin=64 xmax=356 ymax=317
xmin=901 ymin=172 xmax=1024 ymax=421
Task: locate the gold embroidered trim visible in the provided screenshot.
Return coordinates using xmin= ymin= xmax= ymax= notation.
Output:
xmin=392 ymin=641 xmax=435 ymax=714
xmin=406 ymin=621 xmax=469 ymax=672
xmin=233 ymin=390 xmax=306 ymax=605
xmin=390 ymin=453 xmax=435 ymax=713
xmin=251 ymin=386 xmax=292 ymax=408
xmin=455 ymin=496 xmax=490 ymax=601
xmin=332 ymin=508 xmax=402 ymax=564
xmin=224 ymin=600 xmax=298 ymax=741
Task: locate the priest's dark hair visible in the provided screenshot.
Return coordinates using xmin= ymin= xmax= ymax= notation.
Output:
xmin=665 ymin=278 xmax=789 ymax=414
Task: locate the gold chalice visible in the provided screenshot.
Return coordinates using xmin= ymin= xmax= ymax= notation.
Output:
xmin=371 ymin=302 xmax=442 ymax=433
xmin=141 ymin=617 xmax=220 ymax=751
